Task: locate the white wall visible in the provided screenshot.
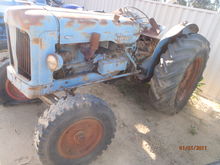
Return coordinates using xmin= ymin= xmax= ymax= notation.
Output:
xmin=64 ymin=0 xmax=220 ymax=103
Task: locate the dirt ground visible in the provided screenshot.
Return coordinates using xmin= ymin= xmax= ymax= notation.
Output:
xmin=0 ymin=80 xmax=220 ymax=165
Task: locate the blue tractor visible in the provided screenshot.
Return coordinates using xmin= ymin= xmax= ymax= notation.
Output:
xmin=4 ymin=5 xmax=209 ymax=165
xmin=0 ymin=0 xmax=83 ymax=105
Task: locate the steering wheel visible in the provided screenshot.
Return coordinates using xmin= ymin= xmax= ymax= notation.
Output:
xmin=122 ymin=7 xmax=150 ymax=29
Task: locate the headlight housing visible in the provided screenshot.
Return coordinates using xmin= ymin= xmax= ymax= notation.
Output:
xmin=47 ymin=54 xmax=58 ymax=71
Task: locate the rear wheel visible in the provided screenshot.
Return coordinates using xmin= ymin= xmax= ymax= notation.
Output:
xmin=35 ymin=94 xmax=116 ymax=165
xmin=149 ymin=34 xmax=210 ymax=114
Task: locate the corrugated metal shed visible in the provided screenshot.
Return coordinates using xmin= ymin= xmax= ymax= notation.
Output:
xmin=64 ymin=0 xmax=220 ymax=103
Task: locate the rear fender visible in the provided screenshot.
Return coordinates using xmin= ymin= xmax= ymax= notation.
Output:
xmin=140 ymin=23 xmax=199 ymax=81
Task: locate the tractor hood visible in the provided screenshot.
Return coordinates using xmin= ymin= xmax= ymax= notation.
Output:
xmin=5 ymin=6 xmax=140 ymax=45
xmin=5 ymin=6 xmax=58 ymax=35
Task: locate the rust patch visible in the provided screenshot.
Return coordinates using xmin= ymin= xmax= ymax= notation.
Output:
xmin=100 ymin=19 xmax=108 ymax=26
xmin=5 ymin=80 xmax=28 ymax=101
xmin=113 ymin=8 xmax=123 ymax=15
xmin=104 ymin=31 xmax=111 ymax=35
xmin=32 ymin=38 xmax=41 ymax=44
xmin=76 ymin=19 xmax=96 ymax=31
xmin=48 ymin=31 xmax=57 ymax=37
xmin=134 ymin=32 xmax=141 ymax=36
xmin=113 ymin=19 xmax=135 ymax=26
xmin=82 ymin=33 xmax=100 ymax=61
xmin=7 ymin=8 xmax=45 ymax=31
xmin=114 ymin=14 xmax=120 ymax=22
xmin=32 ymin=38 xmax=45 ymax=49
xmin=175 ymin=57 xmax=204 ymax=109
xmin=65 ymin=20 xmax=75 ymax=28
xmin=86 ymin=33 xmax=100 ymax=60
xmin=121 ymin=21 xmax=135 ymax=26
xmin=82 ymin=75 xmax=89 ymax=81
xmin=90 ymin=33 xmax=100 ymax=51
xmin=149 ymin=18 xmax=160 ymax=34
xmin=28 ymin=85 xmax=45 ymax=91
xmin=57 ymin=118 xmax=104 ymax=159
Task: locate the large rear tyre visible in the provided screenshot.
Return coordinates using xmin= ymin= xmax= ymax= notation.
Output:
xmin=0 ymin=59 xmax=30 ymax=105
xmin=149 ymin=34 xmax=210 ymax=114
xmin=35 ymin=94 xmax=116 ymax=165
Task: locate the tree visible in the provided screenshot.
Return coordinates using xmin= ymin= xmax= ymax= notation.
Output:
xmin=214 ymin=0 xmax=220 ymax=10
xmin=152 ymin=0 xmax=220 ymax=10
xmin=191 ymin=0 xmax=215 ymax=10
xmin=177 ymin=0 xmax=187 ymax=6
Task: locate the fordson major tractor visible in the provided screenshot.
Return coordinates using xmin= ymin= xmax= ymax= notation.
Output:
xmin=3 ymin=5 xmax=209 ymax=165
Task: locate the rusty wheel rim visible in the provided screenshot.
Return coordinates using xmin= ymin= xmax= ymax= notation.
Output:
xmin=175 ymin=57 xmax=204 ymax=108
xmin=57 ymin=118 xmax=104 ymax=159
xmin=5 ymin=79 xmax=28 ymax=101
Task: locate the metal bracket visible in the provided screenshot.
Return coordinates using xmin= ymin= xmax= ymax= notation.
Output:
xmin=39 ymin=94 xmax=60 ymax=105
xmin=125 ymin=47 xmax=137 ymax=69
xmin=65 ymin=88 xmax=76 ymax=96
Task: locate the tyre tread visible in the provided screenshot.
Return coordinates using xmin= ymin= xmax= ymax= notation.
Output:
xmin=149 ymin=33 xmax=210 ymax=114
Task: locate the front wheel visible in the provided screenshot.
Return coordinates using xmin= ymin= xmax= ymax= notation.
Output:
xmin=149 ymin=34 xmax=210 ymax=114
xmin=35 ymin=94 xmax=116 ymax=165
xmin=0 ymin=59 xmax=29 ymax=105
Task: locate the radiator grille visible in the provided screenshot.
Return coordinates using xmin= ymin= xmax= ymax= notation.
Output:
xmin=16 ymin=29 xmax=31 ymax=80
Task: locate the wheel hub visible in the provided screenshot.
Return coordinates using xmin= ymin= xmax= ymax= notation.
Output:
xmin=74 ymin=131 xmax=86 ymax=144
xmin=57 ymin=118 xmax=104 ymax=159
xmin=5 ymin=79 xmax=28 ymax=101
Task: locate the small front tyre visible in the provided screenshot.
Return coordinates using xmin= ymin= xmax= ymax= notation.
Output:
xmin=35 ymin=94 xmax=116 ymax=165
xmin=0 ymin=59 xmax=30 ymax=105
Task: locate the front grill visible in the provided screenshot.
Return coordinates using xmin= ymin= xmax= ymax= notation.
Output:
xmin=16 ymin=29 xmax=31 ymax=80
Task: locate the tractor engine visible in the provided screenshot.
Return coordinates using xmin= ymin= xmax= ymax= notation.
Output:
xmin=54 ymin=41 xmax=130 ymax=79
xmin=54 ymin=36 xmax=157 ymax=79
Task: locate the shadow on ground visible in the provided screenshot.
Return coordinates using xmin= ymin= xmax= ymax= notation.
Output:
xmin=0 ymin=80 xmax=220 ymax=165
